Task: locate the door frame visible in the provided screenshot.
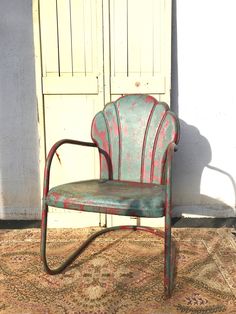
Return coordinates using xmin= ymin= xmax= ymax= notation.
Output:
xmin=33 ymin=0 xmax=46 ymax=200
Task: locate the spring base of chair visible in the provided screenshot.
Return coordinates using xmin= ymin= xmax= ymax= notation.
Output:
xmin=41 ymin=211 xmax=175 ymax=297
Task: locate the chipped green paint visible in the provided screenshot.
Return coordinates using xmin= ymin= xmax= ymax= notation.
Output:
xmin=46 ymin=179 xmax=165 ymax=218
xmin=141 ymin=102 xmax=169 ymax=183
xmin=91 ymin=94 xmax=179 ymax=184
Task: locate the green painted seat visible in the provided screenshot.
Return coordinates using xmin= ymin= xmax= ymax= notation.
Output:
xmin=46 ymin=180 xmax=165 ymax=217
xmin=41 ymin=94 xmax=180 ymax=297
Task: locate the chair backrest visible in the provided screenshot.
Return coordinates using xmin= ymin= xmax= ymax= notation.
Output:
xmin=91 ymin=94 xmax=179 ymax=184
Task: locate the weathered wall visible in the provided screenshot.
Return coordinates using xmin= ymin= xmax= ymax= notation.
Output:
xmin=0 ymin=0 xmax=40 ymax=219
xmin=172 ymin=0 xmax=236 ymax=217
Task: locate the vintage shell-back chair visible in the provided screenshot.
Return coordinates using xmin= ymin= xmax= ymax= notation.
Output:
xmin=41 ymin=94 xmax=180 ymax=297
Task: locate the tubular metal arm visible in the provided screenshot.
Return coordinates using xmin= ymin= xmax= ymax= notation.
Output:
xmin=41 ymin=139 xmax=97 ymax=274
xmin=43 ymin=139 xmax=97 ymax=199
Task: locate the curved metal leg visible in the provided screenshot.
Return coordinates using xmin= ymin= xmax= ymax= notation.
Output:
xmin=41 ymin=204 xmax=142 ymax=275
xmin=41 ymin=206 xmax=174 ymax=297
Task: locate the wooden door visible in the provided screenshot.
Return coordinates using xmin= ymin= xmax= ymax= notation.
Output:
xmin=34 ymin=0 xmax=172 ymax=227
xmin=106 ymin=0 xmax=172 ymax=227
xmin=35 ymin=0 xmax=104 ymax=226
xmin=109 ymin=0 xmax=171 ymax=103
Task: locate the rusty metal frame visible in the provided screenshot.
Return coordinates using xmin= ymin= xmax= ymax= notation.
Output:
xmin=41 ymin=139 xmax=177 ymax=298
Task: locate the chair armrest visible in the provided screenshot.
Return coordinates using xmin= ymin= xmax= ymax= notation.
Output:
xmin=163 ymin=142 xmax=178 ymax=217
xmin=43 ymin=139 xmax=97 ymax=197
xmin=164 ymin=142 xmax=178 ymax=185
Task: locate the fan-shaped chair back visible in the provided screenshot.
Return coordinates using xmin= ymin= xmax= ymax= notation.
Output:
xmin=91 ymin=94 xmax=179 ymax=183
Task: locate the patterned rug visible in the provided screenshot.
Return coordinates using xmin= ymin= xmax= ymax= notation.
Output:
xmin=0 ymin=227 xmax=236 ymax=314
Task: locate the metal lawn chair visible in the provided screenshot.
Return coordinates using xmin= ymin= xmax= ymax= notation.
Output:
xmin=41 ymin=94 xmax=180 ymax=297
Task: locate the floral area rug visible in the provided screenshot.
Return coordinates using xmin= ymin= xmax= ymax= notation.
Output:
xmin=0 ymin=227 xmax=236 ymax=314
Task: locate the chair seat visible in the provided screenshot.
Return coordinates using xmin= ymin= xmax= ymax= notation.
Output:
xmin=46 ymin=179 xmax=166 ymax=218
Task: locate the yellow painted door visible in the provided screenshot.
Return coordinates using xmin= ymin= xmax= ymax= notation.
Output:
xmin=35 ymin=0 xmax=171 ymax=227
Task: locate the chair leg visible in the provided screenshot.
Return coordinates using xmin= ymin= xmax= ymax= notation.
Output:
xmin=41 ymin=205 xmax=150 ymax=275
xmin=41 ymin=202 xmax=53 ymax=274
xmin=164 ymin=219 xmax=174 ymax=298
xmin=41 ymin=207 xmax=173 ymax=297
xmin=40 ymin=204 xmax=125 ymax=275
xmin=41 ymin=209 xmax=166 ymax=276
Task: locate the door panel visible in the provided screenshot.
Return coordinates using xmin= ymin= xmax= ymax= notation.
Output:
xmin=109 ymin=0 xmax=171 ymax=103
xmin=44 ymin=95 xmax=99 ymax=186
xmin=42 ymin=77 xmax=98 ymax=94
xmin=40 ymin=0 xmax=103 ymax=84
xmin=44 ymin=95 xmax=101 ymax=227
xmin=39 ymin=0 xmax=103 ymax=227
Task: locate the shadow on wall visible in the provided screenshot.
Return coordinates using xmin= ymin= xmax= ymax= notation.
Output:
xmin=171 ymin=0 xmax=235 ymax=217
xmin=172 ymin=120 xmax=236 ymax=217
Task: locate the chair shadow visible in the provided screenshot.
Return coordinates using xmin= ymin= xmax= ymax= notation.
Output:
xmin=51 ymin=227 xmax=178 ymax=298
xmin=172 ymin=119 xmax=236 ymax=217
xmin=67 ymin=231 xmax=133 ymax=271
xmin=61 ymin=227 xmax=179 ymax=298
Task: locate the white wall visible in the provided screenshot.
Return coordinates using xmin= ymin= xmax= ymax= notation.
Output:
xmin=172 ymin=0 xmax=236 ymax=217
xmin=0 ymin=0 xmax=40 ymax=219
